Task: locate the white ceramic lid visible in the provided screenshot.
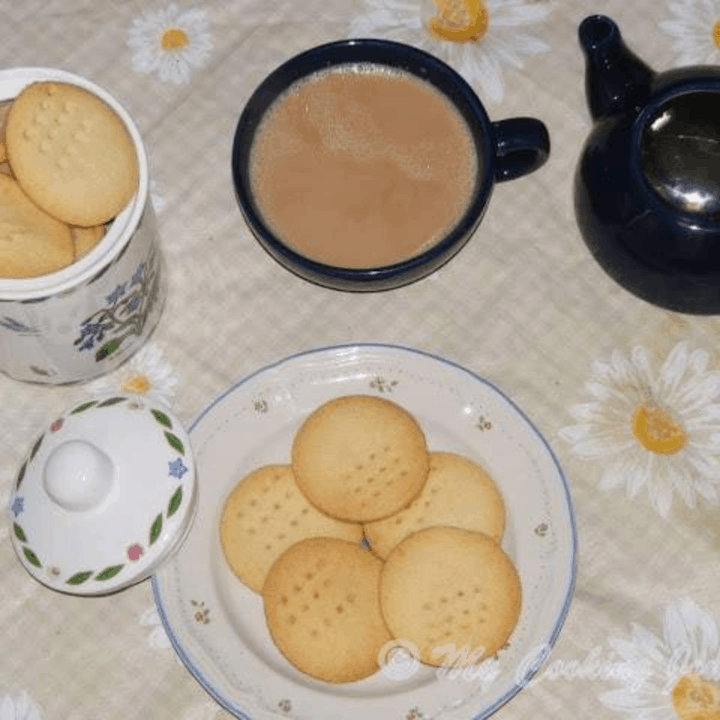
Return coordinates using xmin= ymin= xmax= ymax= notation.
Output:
xmin=8 ymin=393 xmax=196 ymax=595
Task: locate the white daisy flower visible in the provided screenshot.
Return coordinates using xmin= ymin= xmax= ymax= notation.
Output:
xmin=87 ymin=343 xmax=178 ymax=408
xmin=348 ymin=0 xmax=552 ymax=104
xmin=0 ymin=692 xmax=42 ymax=720
xmin=559 ymin=342 xmax=720 ymax=518
xmin=659 ymin=0 xmax=720 ymax=65
xmin=599 ymin=598 xmax=720 ymax=720
xmin=128 ymin=3 xmax=213 ymax=85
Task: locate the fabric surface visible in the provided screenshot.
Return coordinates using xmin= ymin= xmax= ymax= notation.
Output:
xmin=2 ymin=0 xmax=720 ymax=718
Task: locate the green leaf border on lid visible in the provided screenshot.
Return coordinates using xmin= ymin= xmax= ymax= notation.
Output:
xmin=67 ymin=571 xmax=92 ymax=586
xmin=71 ymin=400 xmax=98 ymax=414
xmin=164 ymin=431 xmax=184 ymax=455
xmin=16 ymin=461 xmax=27 ymax=490
xmin=15 ymin=396 xmax=191 ymax=589
xmin=23 ymin=547 xmax=41 ymax=568
xmin=95 ymin=565 xmax=124 ymax=581
xmin=149 ymin=514 xmax=163 ymax=545
xmin=167 ymin=486 xmax=183 ymax=517
xmin=97 ymin=396 xmax=126 ymax=408
xmin=29 ymin=434 xmax=43 ymax=461
xmin=152 ymin=409 xmax=172 ymax=428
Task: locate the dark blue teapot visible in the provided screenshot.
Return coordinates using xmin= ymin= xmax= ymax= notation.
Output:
xmin=575 ymin=15 xmax=720 ymax=314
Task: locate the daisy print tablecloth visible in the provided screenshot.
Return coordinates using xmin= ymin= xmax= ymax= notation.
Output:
xmin=3 ymin=0 xmax=720 ymax=719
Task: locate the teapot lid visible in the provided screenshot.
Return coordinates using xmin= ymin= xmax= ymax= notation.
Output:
xmin=7 ymin=393 xmax=196 ymax=596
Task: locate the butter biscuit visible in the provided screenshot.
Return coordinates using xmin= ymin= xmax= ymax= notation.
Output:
xmin=220 ymin=464 xmax=363 ymax=594
xmin=364 ymin=451 xmax=505 ymax=558
xmin=0 ymin=100 xmax=11 ymax=170
xmin=0 ymin=174 xmax=73 ymax=278
xmin=291 ymin=394 xmax=430 ymax=523
xmin=263 ymin=536 xmax=392 ymax=682
xmin=380 ymin=526 xmax=521 ymax=667
xmin=6 ymin=81 xmax=138 ymax=227
xmin=72 ymin=223 xmax=106 ymax=261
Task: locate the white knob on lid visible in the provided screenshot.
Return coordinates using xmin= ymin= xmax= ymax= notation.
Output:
xmin=43 ymin=440 xmax=114 ymax=512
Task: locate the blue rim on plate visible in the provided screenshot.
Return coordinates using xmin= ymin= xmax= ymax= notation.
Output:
xmin=152 ymin=343 xmax=577 ymax=720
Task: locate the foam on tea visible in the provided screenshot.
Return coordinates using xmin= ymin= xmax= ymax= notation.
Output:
xmin=249 ymin=65 xmax=478 ymax=269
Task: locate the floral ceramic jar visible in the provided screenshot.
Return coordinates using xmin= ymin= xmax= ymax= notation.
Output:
xmin=0 ymin=67 xmax=165 ymax=383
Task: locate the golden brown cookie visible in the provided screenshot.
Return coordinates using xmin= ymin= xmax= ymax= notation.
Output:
xmin=72 ymin=223 xmax=106 ymax=261
xmin=0 ymin=99 xmax=11 ymax=136
xmin=263 ymin=536 xmax=393 ymax=683
xmin=379 ymin=527 xmax=521 ymax=667
xmin=220 ymin=464 xmax=364 ymax=593
xmin=0 ymin=100 xmax=11 ymax=168
xmin=291 ymin=395 xmax=430 ymax=523
xmin=0 ymin=174 xmax=73 ymax=278
xmin=364 ymin=451 xmax=505 ymax=559
xmin=5 ymin=81 xmax=138 ymax=227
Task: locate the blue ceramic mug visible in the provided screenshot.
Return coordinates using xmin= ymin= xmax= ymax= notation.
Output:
xmin=232 ymin=39 xmax=550 ymax=292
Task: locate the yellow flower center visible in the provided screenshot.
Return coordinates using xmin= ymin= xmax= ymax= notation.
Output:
xmin=672 ymin=674 xmax=720 ymax=720
xmin=713 ymin=21 xmax=720 ymax=51
xmin=121 ymin=374 xmax=151 ymax=394
xmin=428 ymin=0 xmax=489 ymax=43
xmin=630 ymin=405 xmax=687 ymax=455
xmin=161 ymin=28 xmax=190 ymax=50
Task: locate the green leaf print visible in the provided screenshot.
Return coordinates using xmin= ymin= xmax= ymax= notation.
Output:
xmin=150 ymin=514 xmax=163 ymax=545
xmin=96 ymin=340 xmax=120 ymax=361
xmin=66 ymin=571 xmax=93 ymax=585
xmin=167 ymin=487 xmax=183 ymax=517
xmin=164 ymin=432 xmax=184 ymax=455
xmin=95 ymin=565 xmax=123 ymax=581
xmin=29 ymin=435 xmax=43 ymax=460
xmin=97 ymin=397 xmax=126 ymax=408
xmin=151 ymin=409 xmax=172 ymax=428
xmin=16 ymin=461 xmax=26 ymax=490
xmin=71 ymin=401 xmax=98 ymax=414
xmin=23 ymin=547 xmax=41 ymax=568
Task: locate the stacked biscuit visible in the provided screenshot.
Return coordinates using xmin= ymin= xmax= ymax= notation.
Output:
xmin=0 ymin=82 xmax=138 ymax=278
xmin=220 ymin=394 xmax=522 ymax=684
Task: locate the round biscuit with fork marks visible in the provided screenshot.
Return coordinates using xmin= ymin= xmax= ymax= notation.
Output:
xmin=291 ymin=394 xmax=430 ymax=523
xmin=0 ymin=173 xmax=73 ymax=277
xmin=380 ymin=526 xmax=521 ymax=667
xmin=6 ymin=81 xmax=138 ymax=227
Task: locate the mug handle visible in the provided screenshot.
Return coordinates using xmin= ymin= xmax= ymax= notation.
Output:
xmin=492 ymin=117 xmax=550 ymax=182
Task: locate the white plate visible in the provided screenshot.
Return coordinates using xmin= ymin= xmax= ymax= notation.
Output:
xmin=152 ymin=344 xmax=576 ymax=720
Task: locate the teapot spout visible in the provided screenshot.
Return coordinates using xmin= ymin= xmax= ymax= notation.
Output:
xmin=579 ymin=15 xmax=654 ymax=121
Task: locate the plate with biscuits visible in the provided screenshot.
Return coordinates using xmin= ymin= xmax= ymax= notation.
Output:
xmin=152 ymin=344 xmax=576 ymax=720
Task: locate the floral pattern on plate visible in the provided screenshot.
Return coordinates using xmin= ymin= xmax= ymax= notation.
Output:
xmin=152 ymin=344 xmax=576 ymax=720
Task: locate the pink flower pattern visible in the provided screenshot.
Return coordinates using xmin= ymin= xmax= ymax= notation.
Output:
xmin=128 ymin=544 xmax=144 ymax=561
